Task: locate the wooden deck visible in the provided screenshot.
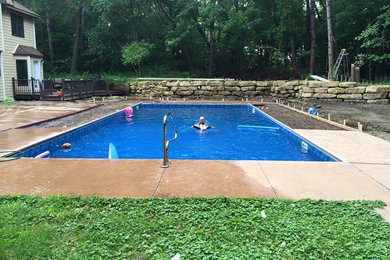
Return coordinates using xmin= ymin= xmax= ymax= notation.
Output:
xmin=12 ymin=78 xmax=130 ymax=101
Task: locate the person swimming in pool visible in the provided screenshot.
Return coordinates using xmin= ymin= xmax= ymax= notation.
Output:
xmin=193 ymin=116 xmax=210 ymax=130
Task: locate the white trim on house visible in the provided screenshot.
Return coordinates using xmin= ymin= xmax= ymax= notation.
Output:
xmin=13 ymin=43 xmax=20 ymax=53
xmin=32 ymin=19 xmax=36 ymax=49
xmin=0 ymin=3 xmax=5 ymax=99
xmin=27 ymin=55 xmax=31 ymax=79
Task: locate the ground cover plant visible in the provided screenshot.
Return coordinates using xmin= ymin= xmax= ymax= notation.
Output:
xmin=0 ymin=196 xmax=389 ymax=259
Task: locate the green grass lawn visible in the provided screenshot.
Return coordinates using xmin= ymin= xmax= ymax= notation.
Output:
xmin=1 ymin=196 xmax=389 ymax=259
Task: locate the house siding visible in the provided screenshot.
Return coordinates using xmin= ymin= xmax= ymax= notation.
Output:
xmin=0 ymin=7 xmax=42 ymax=100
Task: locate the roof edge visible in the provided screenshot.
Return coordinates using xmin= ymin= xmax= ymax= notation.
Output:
xmin=2 ymin=1 xmax=41 ymax=19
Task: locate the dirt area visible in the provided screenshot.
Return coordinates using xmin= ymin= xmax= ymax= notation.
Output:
xmin=25 ymin=99 xmax=390 ymax=142
xmin=301 ymin=100 xmax=390 ymax=141
xmin=259 ymin=104 xmax=343 ymax=130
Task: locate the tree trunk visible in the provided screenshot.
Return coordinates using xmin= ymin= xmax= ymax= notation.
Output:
xmin=70 ymin=2 xmax=84 ymax=74
xmin=305 ymin=0 xmax=311 ymax=72
xmin=290 ymin=33 xmax=296 ymax=69
xmin=80 ymin=1 xmax=86 ymax=49
xmin=208 ymin=29 xmax=216 ymax=78
xmin=233 ymin=0 xmax=239 ymax=12
xmin=326 ymin=0 xmax=334 ymax=79
xmin=309 ymin=0 xmax=316 ymax=75
xmin=45 ymin=11 xmax=54 ymax=65
xmin=183 ymin=42 xmax=194 ymax=73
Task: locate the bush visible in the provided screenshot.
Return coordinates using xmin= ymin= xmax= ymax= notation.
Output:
xmin=1 ymin=97 xmax=15 ymax=105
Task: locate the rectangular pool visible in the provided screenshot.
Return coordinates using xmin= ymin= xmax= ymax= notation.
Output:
xmin=14 ymin=104 xmax=338 ymax=161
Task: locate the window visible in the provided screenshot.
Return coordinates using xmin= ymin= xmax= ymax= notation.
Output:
xmin=16 ymin=60 xmax=28 ymax=86
xmin=11 ymin=13 xmax=24 ymax=38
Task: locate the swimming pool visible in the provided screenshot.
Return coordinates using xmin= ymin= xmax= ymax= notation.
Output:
xmin=14 ymin=104 xmax=338 ymax=161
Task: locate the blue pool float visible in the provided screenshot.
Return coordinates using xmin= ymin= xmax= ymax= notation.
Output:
xmin=34 ymin=151 xmax=50 ymax=159
xmin=237 ymin=125 xmax=280 ymax=130
xmin=108 ymin=143 xmax=119 ymax=159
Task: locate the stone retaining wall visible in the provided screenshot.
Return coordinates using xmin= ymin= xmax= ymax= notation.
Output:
xmin=129 ymin=80 xmax=390 ymax=104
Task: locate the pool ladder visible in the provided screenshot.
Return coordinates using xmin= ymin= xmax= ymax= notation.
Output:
xmin=161 ymin=113 xmax=178 ymax=168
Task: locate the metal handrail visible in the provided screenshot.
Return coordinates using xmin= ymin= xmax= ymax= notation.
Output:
xmin=161 ymin=113 xmax=178 ymax=168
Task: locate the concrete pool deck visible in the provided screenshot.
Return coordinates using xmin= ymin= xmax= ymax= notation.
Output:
xmin=0 ymin=101 xmax=97 ymax=131
xmin=0 ymin=101 xmax=389 ymax=220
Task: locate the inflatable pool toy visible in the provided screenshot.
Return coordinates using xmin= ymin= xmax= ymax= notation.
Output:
xmin=108 ymin=143 xmax=119 ymax=159
xmin=237 ymin=125 xmax=280 ymax=130
xmin=192 ymin=124 xmax=212 ymax=130
xmin=34 ymin=151 xmax=50 ymax=159
xmin=62 ymin=143 xmax=72 ymax=149
xmin=308 ymin=107 xmax=317 ymax=115
xmin=124 ymin=107 xmax=134 ymax=117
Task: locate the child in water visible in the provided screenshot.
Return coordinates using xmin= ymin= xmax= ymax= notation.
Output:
xmin=197 ymin=116 xmax=209 ymax=130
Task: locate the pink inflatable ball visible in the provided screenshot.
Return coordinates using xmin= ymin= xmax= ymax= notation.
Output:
xmin=124 ymin=107 xmax=134 ymax=116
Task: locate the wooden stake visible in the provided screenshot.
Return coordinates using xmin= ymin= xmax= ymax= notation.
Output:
xmin=328 ymin=113 xmax=331 ymax=121
xmin=343 ymin=119 xmax=346 ymax=125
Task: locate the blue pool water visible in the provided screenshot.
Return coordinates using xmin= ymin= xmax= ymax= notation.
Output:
xmin=15 ymin=104 xmax=337 ymax=161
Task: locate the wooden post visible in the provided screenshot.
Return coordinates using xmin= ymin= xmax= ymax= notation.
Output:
xmin=105 ymin=80 xmax=109 ymax=96
xmin=351 ymin=64 xmax=356 ymax=82
xmin=355 ymin=67 xmax=360 ymax=83
xmin=12 ymin=78 xmax=16 ymax=97
xmin=71 ymin=83 xmax=74 ymax=100
xmin=92 ymin=79 xmax=95 ymax=96
xmin=328 ymin=113 xmax=331 ymax=121
xmin=31 ymin=77 xmax=35 ymax=98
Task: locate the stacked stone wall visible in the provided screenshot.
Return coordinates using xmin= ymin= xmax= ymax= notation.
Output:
xmin=129 ymin=80 xmax=390 ymax=104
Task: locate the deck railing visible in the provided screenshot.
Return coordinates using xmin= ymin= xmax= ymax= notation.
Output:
xmin=12 ymin=77 xmax=42 ymax=100
xmin=13 ymin=78 xmax=111 ymax=100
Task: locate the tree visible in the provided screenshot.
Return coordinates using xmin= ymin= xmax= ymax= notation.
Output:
xmin=309 ymin=0 xmax=316 ymax=74
xmin=326 ymin=0 xmax=334 ymax=79
xmin=121 ymin=41 xmax=154 ymax=76
xmin=355 ymin=5 xmax=390 ymax=80
xmin=70 ymin=0 xmax=86 ymax=74
xmin=15 ymin=0 xmax=390 ymax=80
